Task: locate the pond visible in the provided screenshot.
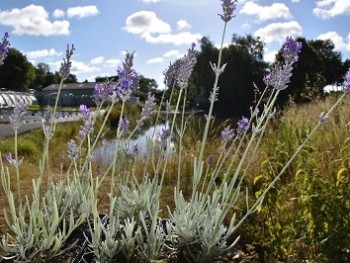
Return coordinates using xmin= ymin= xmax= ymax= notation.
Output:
xmin=93 ymin=122 xmax=174 ymax=166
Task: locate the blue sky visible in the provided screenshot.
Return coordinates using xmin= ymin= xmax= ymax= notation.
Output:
xmin=0 ymin=0 xmax=349 ymax=89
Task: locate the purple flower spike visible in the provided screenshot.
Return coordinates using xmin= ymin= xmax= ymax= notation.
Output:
xmin=116 ymin=51 xmax=138 ymax=101
xmin=237 ymin=116 xmax=249 ymax=133
xmin=79 ymin=104 xmax=93 ymax=138
xmin=0 ymin=32 xmax=10 ymax=66
xmin=42 ymin=106 xmax=53 ymax=139
xmin=141 ymin=92 xmax=156 ymax=119
xmin=6 ymin=152 xmax=23 ymax=166
xmin=163 ymin=60 xmax=182 ymax=86
xmin=221 ymin=125 xmax=235 ymax=142
xmin=6 ymin=152 xmax=13 ymax=163
xmin=119 ymin=116 xmax=130 ymax=135
xmin=177 ymin=44 xmax=197 ymax=89
xmin=67 ymin=140 xmax=79 ymax=162
xmin=80 ymin=104 xmax=90 ymax=115
xmin=343 ymin=70 xmax=350 ymax=94
xmin=9 ymin=100 xmax=27 ymax=130
xmin=264 ymin=36 xmax=302 ymax=91
xmin=207 ymin=154 xmax=214 ymax=166
xmin=159 ymin=128 xmax=171 ymax=150
xmin=283 ymin=36 xmax=302 ymax=64
xmin=59 ymin=44 xmax=75 ymax=79
xmin=219 ymin=0 xmax=238 ymax=22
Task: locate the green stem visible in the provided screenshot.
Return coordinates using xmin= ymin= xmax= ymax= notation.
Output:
xmin=177 ymin=87 xmax=188 ymax=190
xmin=196 ymin=22 xmax=227 ymax=189
xmin=110 ymin=100 xmax=126 ymax=196
xmin=14 ymin=129 xmax=21 ymax=208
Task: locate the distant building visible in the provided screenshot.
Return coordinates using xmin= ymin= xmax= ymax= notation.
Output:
xmin=39 ymin=82 xmax=140 ymax=107
xmin=40 ymin=82 xmax=97 ymax=107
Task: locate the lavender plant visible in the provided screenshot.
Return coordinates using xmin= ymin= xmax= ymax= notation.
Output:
xmin=1 ymin=0 xmax=350 ymax=262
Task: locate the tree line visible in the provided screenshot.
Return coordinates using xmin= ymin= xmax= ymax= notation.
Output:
xmin=187 ymin=35 xmax=350 ymax=117
xmin=1 ymin=35 xmax=349 ymax=117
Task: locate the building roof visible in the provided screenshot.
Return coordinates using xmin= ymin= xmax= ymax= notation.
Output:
xmin=42 ymin=82 xmax=99 ymax=91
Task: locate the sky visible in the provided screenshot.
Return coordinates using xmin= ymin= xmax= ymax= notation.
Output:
xmin=0 ymin=0 xmax=349 ymax=89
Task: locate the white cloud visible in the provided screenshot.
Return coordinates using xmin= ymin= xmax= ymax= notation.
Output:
xmin=240 ymin=2 xmax=293 ymax=22
xmin=163 ymin=50 xmax=180 ymax=57
xmin=147 ymin=57 xmax=163 ymax=64
xmin=124 ymin=11 xmax=202 ymax=46
xmin=124 ymin=11 xmax=171 ymax=34
xmin=90 ymin=56 xmax=104 ymax=65
xmin=53 ymin=9 xmax=65 ymax=18
xmin=264 ymin=50 xmax=278 ymax=63
xmin=291 ymin=0 xmax=300 ymax=2
xmin=144 ymin=32 xmax=202 ymax=45
xmin=105 ymin=59 xmax=121 ymax=68
xmin=317 ymin=31 xmax=350 ymax=51
xmin=313 ymin=0 xmax=350 ymax=19
xmin=254 ymin=21 xmax=302 ymax=43
xmin=26 ymin=48 xmax=62 ymax=59
xmin=48 ymin=60 xmax=100 ymax=76
xmin=70 ymin=60 xmax=100 ymax=74
xmin=67 ymin=6 xmax=99 ymax=19
xmin=177 ymin=20 xmax=191 ymax=30
xmin=0 ymin=5 xmax=69 ymax=36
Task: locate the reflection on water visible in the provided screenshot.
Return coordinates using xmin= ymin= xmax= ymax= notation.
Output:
xmin=93 ymin=123 xmax=171 ymax=166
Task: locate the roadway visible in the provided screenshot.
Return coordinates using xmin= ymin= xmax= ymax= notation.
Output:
xmin=0 ymin=110 xmax=83 ymax=139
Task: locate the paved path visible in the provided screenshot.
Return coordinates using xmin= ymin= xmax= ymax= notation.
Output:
xmin=0 ymin=110 xmax=104 ymax=139
xmin=0 ymin=122 xmax=43 ymax=138
xmin=0 ymin=111 xmax=82 ymax=139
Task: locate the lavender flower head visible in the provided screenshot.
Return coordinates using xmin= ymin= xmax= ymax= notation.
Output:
xmin=67 ymin=139 xmax=79 ymax=162
xmin=117 ymin=51 xmax=138 ymax=101
xmin=93 ymin=82 xmax=118 ymax=105
xmin=159 ymin=128 xmax=171 ymax=151
xmin=264 ymin=36 xmax=302 ymax=90
xmin=163 ymin=59 xmax=182 ymax=86
xmin=237 ymin=116 xmax=249 ymax=133
xmin=9 ymin=100 xmax=27 ymax=130
xmin=343 ymin=70 xmax=350 ymax=94
xmin=59 ymin=44 xmax=75 ymax=79
xmin=6 ymin=152 xmax=23 ymax=167
xmin=79 ymin=104 xmax=93 ymax=138
xmin=221 ymin=125 xmax=235 ymax=143
xmin=219 ymin=0 xmax=238 ymax=22
xmin=263 ymin=64 xmax=292 ymax=90
xmin=177 ymin=43 xmax=197 ymax=89
xmin=0 ymin=32 xmax=10 ymax=66
xmin=207 ymin=154 xmax=214 ymax=166
xmin=42 ymin=106 xmax=53 ymax=139
xmin=283 ymin=36 xmax=302 ymax=64
xmin=141 ymin=92 xmax=156 ymax=119
xmin=119 ymin=116 xmax=130 ymax=135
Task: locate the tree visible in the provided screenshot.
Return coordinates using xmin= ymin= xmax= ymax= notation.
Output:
xmin=64 ymin=73 xmax=78 ymax=83
xmin=189 ymin=36 xmax=268 ymax=117
xmin=274 ymin=37 xmax=350 ymax=107
xmin=0 ymin=48 xmax=36 ymax=91
xmin=33 ymin=63 xmax=60 ymax=90
xmin=137 ymin=75 xmax=158 ymax=101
